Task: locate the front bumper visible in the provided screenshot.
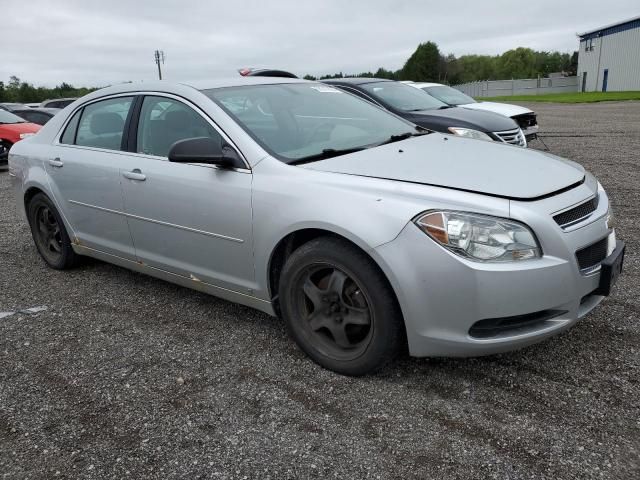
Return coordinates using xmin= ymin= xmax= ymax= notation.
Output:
xmin=373 ymin=199 xmax=618 ymax=357
xmin=522 ymin=124 xmax=539 ymax=140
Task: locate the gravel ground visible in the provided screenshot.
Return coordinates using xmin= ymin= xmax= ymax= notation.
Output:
xmin=1 ymin=101 xmax=639 ymax=479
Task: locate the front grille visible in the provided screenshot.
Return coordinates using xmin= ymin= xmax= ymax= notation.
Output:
xmin=553 ymin=195 xmax=599 ymax=228
xmin=469 ymin=309 xmax=566 ymax=338
xmin=512 ymin=113 xmax=538 ymax=129
xmin=493 ymin=128 xmax=526 ymax=147
xmin=576 ymin=237 xmax=608 ymax=273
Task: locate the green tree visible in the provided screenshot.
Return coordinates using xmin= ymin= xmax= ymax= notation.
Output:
xmin=374 ymin=67 xmax=397 ymax=80
xmin=399 ymin=41 xmax=441 ymax=81
xmin=496 ymin=48 xmax=537 ymax=78
xmin=1 ymin=76 xmax=100 ymax=103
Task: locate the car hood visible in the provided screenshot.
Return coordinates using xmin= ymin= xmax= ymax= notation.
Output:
xmin=0 ymin=122 xmax=41 ymax=141
xmin=300 ymin=133 xmax=585 ymax=200
xmin=403 ymin=106 xmax=518 ymax=133
xmin=462 ymin=101 xmax=533 ymax=117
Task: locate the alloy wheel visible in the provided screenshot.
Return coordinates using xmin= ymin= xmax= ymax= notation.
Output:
xmin=33 ymin=205 xmax=63 ymax=262
xmin=295 ymin=264 xmax=374 ymax=361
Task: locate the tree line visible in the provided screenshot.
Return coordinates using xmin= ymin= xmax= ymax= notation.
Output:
xmin=0 ymin=76 xmax=98 ymax=103
xmin=304 ymin=42 xmax=578 ymax=85
xmin=2 ymin=41 xmax=578 ymax=102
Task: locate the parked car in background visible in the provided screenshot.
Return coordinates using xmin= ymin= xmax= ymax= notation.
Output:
xmin=0 ymin=110 xmax=40 ymax=169
xmin=11 ymin=107 xmax=60 ymax=126
xmin=40 ymin=98 xmax=77 ymax=109
xmin=238 ymin=67 xmax=298 ymax=78
xmin=25 ymin=103 xmax=42 ymax=108
xmin=9 ymin=78 xmax=623 ymax=375
xmin=408 ymin=82 xmax=539 ymax=141
xmin=323 ymin=78 xmax=527 ymax=147
xmin=0 ymin=102 xmax=31 ymax=112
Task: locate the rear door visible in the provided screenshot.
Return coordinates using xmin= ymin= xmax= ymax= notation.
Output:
xmin=119 ymin=94 xmax=255 ymax=293
xmin=45 ymin=95 xmax=137 ymax=259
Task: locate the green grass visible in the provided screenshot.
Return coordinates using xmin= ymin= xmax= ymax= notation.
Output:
xmin=476 ymin=91 xmax=640 ymax=103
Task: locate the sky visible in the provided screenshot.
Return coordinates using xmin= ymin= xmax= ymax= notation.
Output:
xmin=3 ymin=0 xmax=638 ymax=87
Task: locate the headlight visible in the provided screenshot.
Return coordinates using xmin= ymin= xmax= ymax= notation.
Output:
xmin=447 ymin=127 xmax=493 ymax=142
xmin=598 ymin=182 xmax=615 ymax=230
xmin=19 ymin=133 xmax=35 ymax=139
xmin=606 ymin=201 xmax=615 ymax=230
xmin=414 ymin=211 xmax=541 ymax=262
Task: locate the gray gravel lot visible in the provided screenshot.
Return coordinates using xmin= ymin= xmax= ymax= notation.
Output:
xmin=1 ymin=101 xmax=639 ymax=479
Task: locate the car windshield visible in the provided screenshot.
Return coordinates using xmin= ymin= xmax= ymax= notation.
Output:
xmin=0 ymin=110 xmax=26 ymax=124
xmin=361 ymin=82 xmax=448 ymax=112
xmin=423 ymin=86 xmax=476 ymax=106
xmin=204 ymin=83 xmax=419 ymax=162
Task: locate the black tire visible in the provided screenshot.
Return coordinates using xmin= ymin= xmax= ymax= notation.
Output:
xmin=27 ymin=193 xmax=81 ymax=269
xmin=0 ymin=140 xmax=11 ymax=169
xmin=279 ymin=236 xmax=404 ymax=376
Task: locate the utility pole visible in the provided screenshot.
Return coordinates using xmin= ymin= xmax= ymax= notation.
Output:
xmin=154 ymin=50 xmax=165 ymax=80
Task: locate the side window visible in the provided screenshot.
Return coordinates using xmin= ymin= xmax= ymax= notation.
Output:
xmin=60 ymin=109 xmax=82 ymax=144
xmin=137 ymin=96 xmax=222 ymax=158
xmin=26 ymin=112 xmax=47 ymax=125
xmin=75 ymin=97 xmax=133 ymax=151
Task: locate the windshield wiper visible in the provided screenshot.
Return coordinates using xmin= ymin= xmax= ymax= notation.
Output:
xmin=438 ymin=105 xmax=454 ymax=109
xmin=375 ymin=131 xmax=429 ymax=147
xmin=288 ymin=146 xmax=367 ymax=165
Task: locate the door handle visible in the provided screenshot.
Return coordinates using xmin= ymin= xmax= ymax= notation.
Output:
xmin=123 ymin=169 xmax=146 ymax=181
xmin=48 ymin=158 xmax=64 ymax=168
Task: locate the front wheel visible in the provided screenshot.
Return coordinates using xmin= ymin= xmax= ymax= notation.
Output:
xmin=0 ymin=141 xmax=12 ymax=169
xmin=279 ymin=237 xmax=404 ymax=376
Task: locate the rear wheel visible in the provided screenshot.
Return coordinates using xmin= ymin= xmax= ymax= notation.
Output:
xmin=279 ymin=237 xmax=404 ymax=376
xmin=27 ymin=193 xmax=80 ymax=269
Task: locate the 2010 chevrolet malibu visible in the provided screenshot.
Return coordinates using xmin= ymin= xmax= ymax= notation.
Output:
xmin=9 ymin=77 xmax=625 ymax=375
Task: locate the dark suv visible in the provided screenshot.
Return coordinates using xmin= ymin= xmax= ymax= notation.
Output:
xmin=322 ymin=78 xmax=526 ymax=147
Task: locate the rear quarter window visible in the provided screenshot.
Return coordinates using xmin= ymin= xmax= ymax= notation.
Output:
xmin=60 ymin=110 xmax=82 ymax=145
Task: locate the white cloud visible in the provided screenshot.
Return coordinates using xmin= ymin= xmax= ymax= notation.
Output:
xmin=2 ymin=0 xmax=638 ymax=86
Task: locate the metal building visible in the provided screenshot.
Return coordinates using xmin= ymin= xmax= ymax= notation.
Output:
xmin=577 ymin=16 xmax=640 ymax=92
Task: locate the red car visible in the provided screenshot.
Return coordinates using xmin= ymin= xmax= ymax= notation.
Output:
xmin=0 ymin=110 xmax=41 ymax=169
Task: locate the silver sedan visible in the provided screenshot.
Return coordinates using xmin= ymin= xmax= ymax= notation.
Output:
xmin=9 ymin=77 xmax=625 ymax=375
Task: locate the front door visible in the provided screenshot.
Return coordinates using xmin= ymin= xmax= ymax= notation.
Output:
xmin=45 ymin=96 xmax=137 ymax=260
xmin=120 ymin=95 xmax=255 ymax=294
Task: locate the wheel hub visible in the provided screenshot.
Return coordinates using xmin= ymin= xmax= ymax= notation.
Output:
xmin=297 ymin=265 xmax=373 ymax=359
xmin=34 ymin=205 xmax=63 ymax=259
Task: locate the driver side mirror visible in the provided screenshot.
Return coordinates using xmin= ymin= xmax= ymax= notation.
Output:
xmin=168 ymin=137 xmax=242 ymax=168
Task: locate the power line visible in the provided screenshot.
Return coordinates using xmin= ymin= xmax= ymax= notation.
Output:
xmin=154 ymin=50 xmax=165 ymax=80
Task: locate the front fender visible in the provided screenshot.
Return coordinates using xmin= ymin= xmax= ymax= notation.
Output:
xmin=251 ymin=157 xmax=510 ymax=301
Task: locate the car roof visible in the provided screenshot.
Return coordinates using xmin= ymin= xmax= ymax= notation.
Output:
xmin=59 ymin=77 xmax=314 ymax=108
xmin=322 ymin=77 xmax=393 ymax=86
xmin=41 ymin=97 xmax=77 ymax=102
xmin=184 ymin=76 xmax=308 ymax=90
xmin=0 ymin=102 xmax=29 ymax=109
xmin=14 ymin=107 xmax=59 ymax=114
xmin=412 ymin=82 xmax=444 ymax=88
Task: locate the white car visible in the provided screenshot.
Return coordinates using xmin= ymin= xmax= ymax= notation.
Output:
xmin=408 ymin=82 xmax=539 ymax=141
